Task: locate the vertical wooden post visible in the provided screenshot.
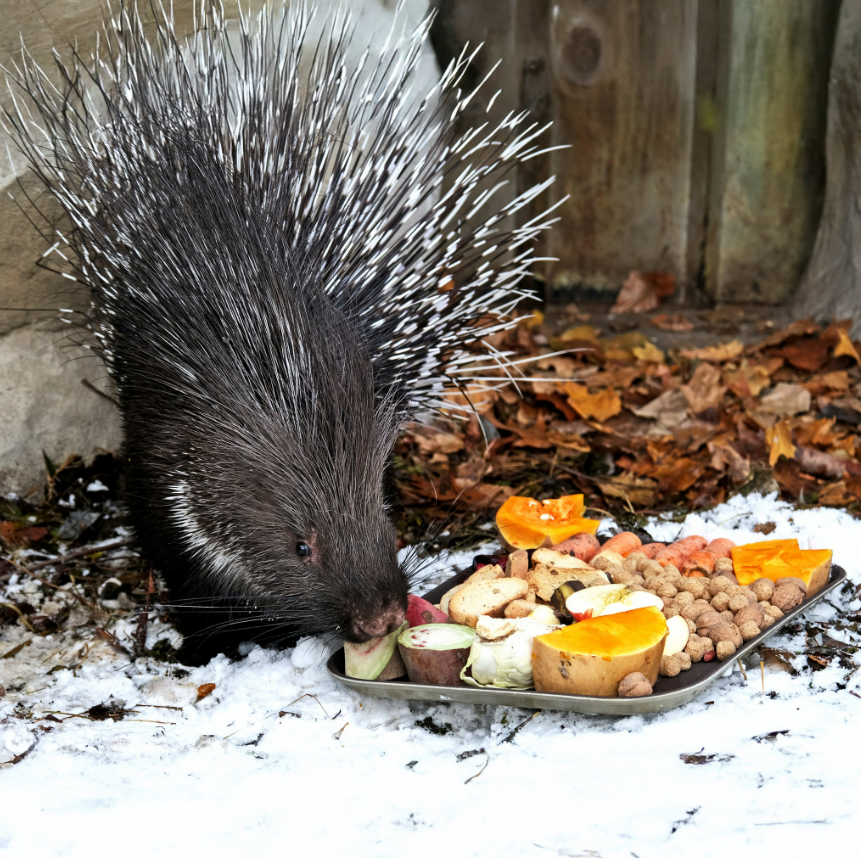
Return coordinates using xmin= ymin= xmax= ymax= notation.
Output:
xmin=704 ymin=0 xmax=839 ymax=303
xmin=545 ymin=0 xmax=699 ymax=301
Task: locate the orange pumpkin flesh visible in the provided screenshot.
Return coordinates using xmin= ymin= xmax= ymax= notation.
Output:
xmin=495 ymin=495 xmax=598 ymax=550
xmin=731 ymin=539 xmax=832 ymax=595
xmin=532 ymin=606 xmax=667 ymax=697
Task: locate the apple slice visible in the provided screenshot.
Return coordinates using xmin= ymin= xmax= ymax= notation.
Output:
xmin=564 ymin=584 xmax=663 ymax=621
xmin=663 ymin=615 xmax=690 ymax=657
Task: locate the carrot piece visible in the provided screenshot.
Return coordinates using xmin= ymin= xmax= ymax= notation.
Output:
xmin=681 ymin=537 xmax=737 ymax=576
xmin=682 ymin=550 xmax=716 ymax=576
xmin=594 ymin=532 xmax=642 ymax=559
xmin=654 ymin=535 xmax=708 ymax=568
xmin=549 ymin=532 xmax=601 ymax=562
xmin=639 ymin=543 xmax=666 ymax=560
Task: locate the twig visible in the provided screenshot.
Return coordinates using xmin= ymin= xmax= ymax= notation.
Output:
xmin=499 ymin=710 xmax=539 ymax=744
xmin=134 ymin=568 xmax=154 ymax=658
xmin=27 ymin=538 xmax=133 ymax=571
xmin=81 ymin=378 xmax=119 ymax=407
xmin=737 ymin=659 xmax=748 ymax=681
xmin=464 ymin=755 xmax=490 ymax=784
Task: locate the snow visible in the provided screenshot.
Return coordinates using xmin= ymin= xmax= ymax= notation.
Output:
xmin=1 ymin=494 xmax=859 ymax=856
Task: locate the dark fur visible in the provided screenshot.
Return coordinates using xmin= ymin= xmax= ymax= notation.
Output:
xmin=4 ymin=2 xmax=554 ymax=661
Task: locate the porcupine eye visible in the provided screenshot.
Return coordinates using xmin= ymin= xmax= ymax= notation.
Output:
xmin=296 ymin=542 xmax=311 ymax=559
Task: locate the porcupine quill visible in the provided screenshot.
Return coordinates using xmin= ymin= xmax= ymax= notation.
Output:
xmin=2 ymin=1 xmax=564 ymax=662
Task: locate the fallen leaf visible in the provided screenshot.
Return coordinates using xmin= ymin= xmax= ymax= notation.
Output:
xmin=794 ymin=446 xmax=846 ymax=480
xmin=759 ymin=383 xmax=811 ymax=417
xmin=632 ymin=341 xmax=665 ymax=363
xmin=563 ymin=383 xmax=622 ymax=422
xmin=766 ymin=420 xmax=796 ymax=467
xmin=818 ymin=371 xmax=851 ymax=391
xmin=598 ymin=474 xmax=658 ymax=508
xmin=681 ymin=340 xmax=744 ymax=363
xmin=197 ymin=683 xmax=216 ymax=700
xmin=833 ymin=328 xmax=861 ymax=364
xmin=557 ymin=325 xmax=599 ymax=343
xmin=681 ymin=363 xmax=725 ymax=413
xmin=778 ymin=338 xmax=830 ymax=372
xmin=631 ymin=389 xmax=688 ymax=428
xmin=611 ymin=271 xmax=659 ymax=314
xmin=414 ymin=430 xmax=465 ymax=456
xmin=651 ymin=313 xmax=693 ymax=332
xmin=753 ymin=522 xmax=776 ymax=535
xmin=0 ymin=522 xmax=50 ymax=549
xmin=724 ymin=361 xmax=772 ymax=398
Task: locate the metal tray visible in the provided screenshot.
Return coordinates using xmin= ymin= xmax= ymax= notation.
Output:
xmin=327 ymin=565 xmax=848 ymax=714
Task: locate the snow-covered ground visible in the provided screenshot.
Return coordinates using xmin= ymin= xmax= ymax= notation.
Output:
xmin=1 ymin=494 xmax=859 ymax=857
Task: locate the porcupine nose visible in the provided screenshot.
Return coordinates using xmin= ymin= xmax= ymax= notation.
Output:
xmin=350 ymin=606 xmax=406 ymax=642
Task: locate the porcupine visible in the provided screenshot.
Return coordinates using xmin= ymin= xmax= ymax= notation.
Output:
xmin=3 ymin=1 xmax=561 ymax=662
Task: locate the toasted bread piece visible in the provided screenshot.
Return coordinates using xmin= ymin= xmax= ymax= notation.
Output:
xmin=531 ymin=549 xmax=595 ymax=571
xmin=527 ymin=563 xmax=609 ymax=601
xmin=507 ymin=550 xmax=530 ymax=580
xmin=504 ymin=599 xmax=545 ymax=619
xmin=439 ymin=584 xmax=464 ymax=616
xmin=448 ymin=578 xmax=529 ymax=628
xmin=462 ymin=563 xmax=506 ymax=587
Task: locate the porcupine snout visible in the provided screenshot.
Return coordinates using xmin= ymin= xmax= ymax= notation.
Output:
xmin=349 ymin=607 xmax=405 ymax=642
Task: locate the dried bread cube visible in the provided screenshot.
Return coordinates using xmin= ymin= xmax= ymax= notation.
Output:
xmin=527 ymin=563 xmax=609 ymax=601
xmin=448 ymin=578 xmax=529 ymax=628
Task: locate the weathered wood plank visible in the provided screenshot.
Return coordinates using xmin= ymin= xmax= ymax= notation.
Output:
xmin=705 ymin=0 xmax=840 ymax=303
xmin=545 ymin=0 xmax=699 ymax=300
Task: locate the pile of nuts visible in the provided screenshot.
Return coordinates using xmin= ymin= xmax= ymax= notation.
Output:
xmin=592 ymin=550 xmax=807 ymax=676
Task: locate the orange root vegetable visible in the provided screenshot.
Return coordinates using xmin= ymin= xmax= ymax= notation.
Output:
xmin=681 ymin=538 xmax=737 ymax=577
xmin=549 ymin=532 xmax=601 ymax=562
xmin=655 ymin=536 xmax=708 ymax=568
xmin=639 ymin=543 xmax=666 ymax=560
xmin=594 ymin=532 xmax=642 ymax=559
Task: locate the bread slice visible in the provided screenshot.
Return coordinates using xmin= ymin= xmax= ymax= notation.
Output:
xmin=531 ymin=549 xmax=595 ymax=571
xmin=527 ymin=563 xmax=609 ymax=601
xmin=504 ymin=599 xmax=545 ymax=619
xmin=448 ymin=578 xmax=529 ymax=628
xmin=507 ymin=550 xmax=530 ymax=580
xmin=461 ymin=563 xmax=506 ymax=588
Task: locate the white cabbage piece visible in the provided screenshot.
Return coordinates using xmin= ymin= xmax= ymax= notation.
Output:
xmin=461 ymin=616 xmax=561 ymax=690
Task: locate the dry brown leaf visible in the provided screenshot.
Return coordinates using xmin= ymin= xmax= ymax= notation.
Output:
xmin=794 ymin=446 xmax=846 ymax=480
xmin=794 ymin=417 xmax=839 ymax=448
xmin=558 ymin=325 xmax=599 ymax=343
xmin=759 ymin=383 xmax=811 ymax=417
xmin=414 ymin=430 xmax=465 ymax=456
xmin=611 ymin=271 xmax=659 ymax=314
xmin=680 ymin=340 xmax=744 ymax=363
xmin=534 ymin=355 xmax=582 ymax=378
xmin=681 ymin=363 xmax=725 ymax=413
xmin=651 ymin=313 xmax=694 ymax=332
xmin=631 ymin=388 xmax=688 ymax=429
xmin=818 ymin=481 xmax=852 ymax=506
xmin=778 ymin=338 xmax=830 ymax=372
xmin=563 ymin=383 xmax=622 ymax=422
xmin=632 ymin=341 xmax=665 ymax=363
xmin=833 ymin=328 xmax=861 ymax=364
xmin=724 ymin=360 xmax=772 ymax=398
xmin=598 ymin=474 xmax=658 ymax=508
xmin=819 ymin=371 xmax=851 ymax=391
xmin=766 ymin=420 xmax=796 ymax=467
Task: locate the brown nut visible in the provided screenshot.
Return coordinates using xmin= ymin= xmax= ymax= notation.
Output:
xmin=660 ymin=653 xmax=685 ymax=677
xmin=642 ymin=560 xmax=663 ymax=578
xmin=775 ymin=576 xmax=807 ymax=595
xmin=618 ymin=671 xmax=653 ymax=697
xmin=663 ymin=604 xmax=681 ymax=618
xmin=677 ymin=652 xmax=692 ymax=671
xmin=674 ymin=591 xmax=695 ymax=607
xmin=695 ymin=611 xmax=724 ymax=632
xmin=710 ymin=592 xmax=731 ymax=612
xmin=720 ymin=610 xmax=736 ymax=623
xmin=728 ymin=594 xmax=749 ymax=613
xmin=739 ymin=620 xmax=761 ymax=641
xmin=740 ymin=587 xmax=759 ymax=605
xmin=771 ymin=584 xmax=804 ymax=612
xmin=760 ymin=613 xmax=776 ymax=628
xmin=685 ymin=617 xmax=697 ymax=635
xmin=708 ymin=622 xmax=743 ymax=648
xmin=713 ymin=557 xmax=734 ymax=575
xmin=685 ymin=638 xmax=706 ymax=663
xmin=715 ymin=570 xmax=739 ymax=585
xmin=681 ymin=602 xmax=713 ymax=622
xmin=708 ymin=577 xmax=733 ymax=597
xmin=680 ymin=578 xmax=708 ymax=599
xmin=608 ymin=567 xmax=634 ymax=585
xmin=715 ymin=640 xmax=737 ymax=660
xmin=734 ymin=605 xmax=764 ymax=629
xmin=657 ymin=583 xmax=678 ymax=599
xmin=764 ymin=603 xmax=784 ymax=620
xmin=624 ymin=553 xmax=645 ymax=574
xmin=750 ymin=578 xmax=775 ymax=602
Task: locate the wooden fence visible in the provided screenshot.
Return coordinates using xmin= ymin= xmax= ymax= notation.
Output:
xmin=433 ymin=0 xmax=841 ymax=305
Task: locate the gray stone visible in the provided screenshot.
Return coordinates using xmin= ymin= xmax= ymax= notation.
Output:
xmin=0 ymin=325 xmax=121 ymax=496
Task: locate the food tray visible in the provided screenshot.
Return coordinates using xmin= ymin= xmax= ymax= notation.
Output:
xmin=327 ymin=565 xmax=847 ymax=715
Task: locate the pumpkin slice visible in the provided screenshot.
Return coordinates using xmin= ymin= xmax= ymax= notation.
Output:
xmin=495 ymin=495 xmax=598 ymax=550
xmin=731 ymin=539 xmax=832 ymax=595
xmin=532 ymin=606 xmax=667 ymax=697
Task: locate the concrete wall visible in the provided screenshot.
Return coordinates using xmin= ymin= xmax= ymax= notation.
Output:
xmin=0 ymin=0 xmax=434 ymax=496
